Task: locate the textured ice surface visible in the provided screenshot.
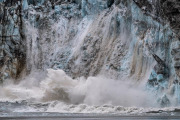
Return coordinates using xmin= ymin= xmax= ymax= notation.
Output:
xmin=0 ymin=0 xmax=180 ymax=110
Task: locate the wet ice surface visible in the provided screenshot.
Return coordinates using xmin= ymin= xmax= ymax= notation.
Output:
xmin=0 ymin=102 xmax=180 ymax=120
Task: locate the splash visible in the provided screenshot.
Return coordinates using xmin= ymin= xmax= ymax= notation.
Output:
xmin=0 ymin=69 xmax=155 ymax=108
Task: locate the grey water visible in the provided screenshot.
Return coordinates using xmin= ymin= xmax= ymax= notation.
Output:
xmin=0 ymin=101 xmax=180 ymax=120
xmin=0 ymin=113 xmax=180 ymax=120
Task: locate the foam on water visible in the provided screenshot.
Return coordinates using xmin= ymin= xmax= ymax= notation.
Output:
xmin=0 ymin=69 xmax=179 ymax=114
xmin=0 ymin=69 xmax=153 ymax=105
xmin=0 ymin=69 xmax=161 ymax=113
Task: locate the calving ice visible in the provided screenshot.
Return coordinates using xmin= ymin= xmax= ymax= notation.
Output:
xmin=0 ymin=0 xmax=180 ymax=114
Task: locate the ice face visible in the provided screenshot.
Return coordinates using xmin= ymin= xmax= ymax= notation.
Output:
xmin=23 ymin=0 xmax=28 ymax=10
xmin=0 ymin=0 xmax=179 ymax=107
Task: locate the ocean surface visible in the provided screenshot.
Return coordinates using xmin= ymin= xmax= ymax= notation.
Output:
xmin=0 ymin=102 xmax=180 ymax=120
xmin=0 ymin=112 xmax=180 ymax=120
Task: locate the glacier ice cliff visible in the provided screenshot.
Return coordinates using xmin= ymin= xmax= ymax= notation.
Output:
xmin=0 ymin=0 xmax=180 ymax=107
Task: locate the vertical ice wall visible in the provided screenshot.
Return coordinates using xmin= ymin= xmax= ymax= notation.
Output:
xmin=0 ymin=0 xmax=26 ymax=82
xmin=133 ymin=0 xmax=180 ymax=106
xmin=0 ymin=0 xmax=180 ymax=106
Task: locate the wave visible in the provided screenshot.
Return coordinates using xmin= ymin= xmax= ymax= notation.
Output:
xmin=0 ymin=69 xmax=163 ymax=113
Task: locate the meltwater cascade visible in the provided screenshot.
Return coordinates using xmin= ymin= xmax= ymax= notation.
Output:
xmin=0 ymin=0 xmax=180 ymax=114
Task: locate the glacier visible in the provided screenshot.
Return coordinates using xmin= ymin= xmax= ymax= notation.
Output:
xmin=0 ymin=0 xmax=180 ymax=113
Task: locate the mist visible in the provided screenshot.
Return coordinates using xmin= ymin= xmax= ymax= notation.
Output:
xmin=0 ymin=69 xmax=156 ymax=108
